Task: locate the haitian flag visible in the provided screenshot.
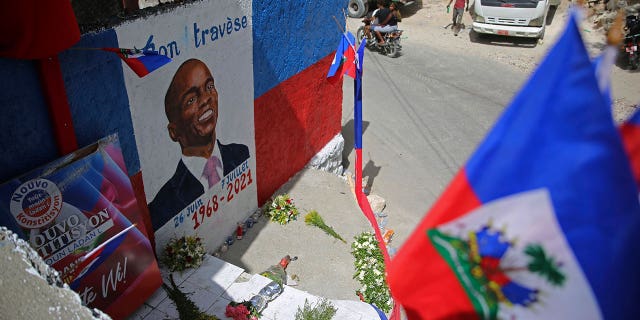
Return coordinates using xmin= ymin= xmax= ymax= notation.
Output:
xmin=102 ymin=47 xmax=171 ymax=77
xmin=327 ymin=32 xmax=357 ymax=83
xmin=387 ymin=10 xmax=640 ymax=320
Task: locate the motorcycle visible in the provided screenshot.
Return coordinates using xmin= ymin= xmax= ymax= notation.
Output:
xmin=356 ymin=18 xmax=403 ymax=58
xmin=623 ymin=12 xmax=640 ymax=70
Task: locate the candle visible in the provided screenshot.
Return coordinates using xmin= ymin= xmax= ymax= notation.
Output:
xmin=236 ymin=223 xmax=243 ymax=240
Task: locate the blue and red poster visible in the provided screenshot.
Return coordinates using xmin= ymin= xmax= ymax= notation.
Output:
xmin=0 ymin=135 xmax=161 ymax=319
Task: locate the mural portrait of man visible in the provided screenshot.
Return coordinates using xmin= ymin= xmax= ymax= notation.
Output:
xmin=148 ymin=58 xmax=250 ymax=230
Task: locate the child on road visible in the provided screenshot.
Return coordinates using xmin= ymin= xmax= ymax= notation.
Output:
xmin=446 ymin=0 xmax=469 ymax=36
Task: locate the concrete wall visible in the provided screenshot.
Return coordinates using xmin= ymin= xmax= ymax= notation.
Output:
xmin=252 ymin=1 xmax=346 ymax=204
xmin=0 ymin=0 xmax=346 ymax=251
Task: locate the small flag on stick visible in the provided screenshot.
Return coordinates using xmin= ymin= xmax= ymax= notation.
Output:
xmin=327 ymin=32 xmax=358 ymax=83
xmin=102 ymin=48 xmax=171 ymax=77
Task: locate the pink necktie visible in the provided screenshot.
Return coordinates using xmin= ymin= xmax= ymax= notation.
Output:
xmin=202 ymin=156 xmax=222 ymax=188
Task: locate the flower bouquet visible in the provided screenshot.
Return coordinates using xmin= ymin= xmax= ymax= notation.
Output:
xmin=304 ymin=210 xmax=346 ymax=243
xmin=265 ymin=194 xmax=300 ymax=225
xmin=161 ymin=235 xmax=206 ymax=272
xmin=351 ymin=232 xmax=393 ymax=313
xmin=225 ymin=301 xmax=260 ymax=320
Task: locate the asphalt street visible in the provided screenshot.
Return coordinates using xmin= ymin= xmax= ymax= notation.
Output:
xmin=340 ymin=28 xmax=526 ymax=250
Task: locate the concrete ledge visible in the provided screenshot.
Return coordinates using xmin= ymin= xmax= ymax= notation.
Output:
xmin=127 ymin=254 xmax=384 ymax=319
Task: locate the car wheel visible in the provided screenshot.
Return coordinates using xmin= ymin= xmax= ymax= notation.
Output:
xmin=348 ymin=0 xmax=367 ymax=18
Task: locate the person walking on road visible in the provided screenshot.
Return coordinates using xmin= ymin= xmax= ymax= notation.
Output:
xmin=446 ymin=0 xmax=469 ymax=36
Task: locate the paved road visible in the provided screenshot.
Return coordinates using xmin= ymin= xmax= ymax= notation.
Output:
xmin=341 ymin=25 xmax=527 ymax=249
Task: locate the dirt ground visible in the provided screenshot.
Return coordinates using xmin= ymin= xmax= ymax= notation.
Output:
xmin=347 ymin=0 xmax=639 ymax=122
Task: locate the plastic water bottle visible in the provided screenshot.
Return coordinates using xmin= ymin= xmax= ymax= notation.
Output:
xmin=447 ymin=5 xmax=450 ymax=13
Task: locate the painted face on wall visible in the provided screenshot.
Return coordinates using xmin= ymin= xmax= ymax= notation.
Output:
xmin=166 ymin=59 xmax=219 ymax=150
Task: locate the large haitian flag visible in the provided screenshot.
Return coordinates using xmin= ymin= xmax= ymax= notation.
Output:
xmin=387 ymin=10 xmax=640 ymax=320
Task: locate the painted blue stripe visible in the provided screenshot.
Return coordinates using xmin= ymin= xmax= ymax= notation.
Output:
xmin=253 ymin=1 xmax=347 ymax=98
xmin=466 ymin=12 xmax=640 ymax=319
xmin=59 ymin=30 xmax=140 ymax=176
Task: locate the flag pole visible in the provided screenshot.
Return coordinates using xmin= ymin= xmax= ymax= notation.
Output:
xmin=332 ymin=16 xmax=358 ymax=48
xmin=328 ymin=21 xmax=401 ymax=318
xmin=67 ymin=47 xmax=103 ymax=51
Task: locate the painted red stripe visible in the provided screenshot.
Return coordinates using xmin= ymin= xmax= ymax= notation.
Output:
xmin=254 ymin=53 xmax=342 ymax=205
xmin=388 ymin=169 xmax=481 ymax=319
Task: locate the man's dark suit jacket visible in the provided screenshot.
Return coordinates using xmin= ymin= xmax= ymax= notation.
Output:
xmin=148 ymin=141 xmax=250 ymax=231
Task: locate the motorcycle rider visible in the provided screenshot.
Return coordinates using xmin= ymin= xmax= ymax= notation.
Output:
xmin=363 ymin=2 xmax=382 ymax=43
xmin=390 ymin=1 xmax=402 ymax=23
xmin=373 ymin=0 xmax=398 ymax=45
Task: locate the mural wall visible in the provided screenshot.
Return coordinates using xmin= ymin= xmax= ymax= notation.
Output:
xmin=0 ymin=0 xmax=346 ymax=254
xmin=115 ymin=0 xmax=256 ymax=254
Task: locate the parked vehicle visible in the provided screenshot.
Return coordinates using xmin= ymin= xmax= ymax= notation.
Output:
xmin=624 ymin=12 xmax=640 ymax=70
xmin=356 ymin=18 xmax=403 ymax=57
xmin=471 ymin=0 xmax=560 ymax=40
xmin=348 ymin=0 xmax=372 ymax=18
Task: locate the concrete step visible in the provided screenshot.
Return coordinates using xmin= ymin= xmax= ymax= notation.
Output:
xmin=127 ymin=254 xmax=384 ymax=320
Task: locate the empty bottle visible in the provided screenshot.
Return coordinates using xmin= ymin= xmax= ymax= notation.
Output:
xmin=249 ymin=255 xmax=297 ymax=312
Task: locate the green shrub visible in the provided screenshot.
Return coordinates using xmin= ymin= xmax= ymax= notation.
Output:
xmin=294 ymin=298 xmax=337 ymax=320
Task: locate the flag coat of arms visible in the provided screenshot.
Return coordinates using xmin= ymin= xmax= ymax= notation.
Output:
xmin=387 ymin=11 xmax=640 ymax=320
